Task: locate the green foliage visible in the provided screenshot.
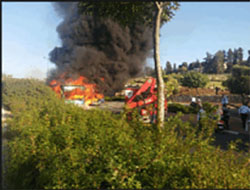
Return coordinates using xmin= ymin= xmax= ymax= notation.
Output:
xmin=231 ymin=65 xmax=250 ymax=78
xmin=206 ymin=50 xmax=225 ymax=74
xmin=168 ymin=102 xmax=217 ymax=115
xmin=224 ymin=65 xmax=250 ymax=94
xmin=2 ymin=76 xmax=60 ymax=113
xmin=205 ymin=74 xmax=229 ymax=90
xmin=168 ymin=73 xmax=184 ymax=83
xmin=164 ymin=75 xmax=180 ymax=97
xmin=168 ymin=103 xmax=192 ymax=114
xmin=165 ymin=61 xmax=173 ymax=74
xmin=78 ymin=2 xmax=179 ymax=28
xmin=202 ymin=102 xmax=217 ymax=114
xmin=181 ymin=71 xmax=209 ymax=88
xmin=3 ymin=78 xmax=250 ymax=189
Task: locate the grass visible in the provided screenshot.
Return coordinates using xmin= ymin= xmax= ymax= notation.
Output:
xmin=205 ymin=74 xmax=230 ymax=82
xmin=205 ymin=74 xmax=230 ymax=90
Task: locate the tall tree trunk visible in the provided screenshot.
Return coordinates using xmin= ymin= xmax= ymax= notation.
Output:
xmin=153 ymin=2 xmax=165 ymax=129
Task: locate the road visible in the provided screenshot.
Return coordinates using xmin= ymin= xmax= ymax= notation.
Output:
xmin=213 ymin=131 xmax=249 ymax=152
xmin=96 ymin=102 xmax=249 ymax=151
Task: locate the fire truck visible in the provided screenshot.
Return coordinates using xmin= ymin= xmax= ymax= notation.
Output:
xmin=124 ymin=77 xmax=167 ymax=123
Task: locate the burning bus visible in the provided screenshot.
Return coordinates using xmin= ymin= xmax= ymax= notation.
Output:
xmin=49 ymin=75 xmax=104 ymax=107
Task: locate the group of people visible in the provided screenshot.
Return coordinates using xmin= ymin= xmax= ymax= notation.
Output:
xmin=190 ymin=94 xmax=250 ymax=132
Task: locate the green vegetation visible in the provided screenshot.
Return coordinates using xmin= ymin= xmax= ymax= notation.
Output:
xmin=180 ymin=71 xmax=209 ymax=89
xmin=224 ymin=65 xmax=250 ymax=94
xmin=78 ymin=2 xmax=179 ymax=28
xmin=2 ymin=75 xmax=60 ymax=114
xmin=163 ymin=75 xmax=180 ymax=97
xmin=3 ymin=77 xmax=250 ymax=189
xmin=168 ymin=103 xmax=193 ymax=114
xmin=166 ymin=73 xmax=184 ymax=83
xmin=164 ymin=47 xmax=250 ymax=74
xmin=167 ymin=102 xmax=216 ymax=115
xmin=205 ymin=74 xmax=229 ymax=90
xmin=206 ymin=74 xmax=229 ymax=82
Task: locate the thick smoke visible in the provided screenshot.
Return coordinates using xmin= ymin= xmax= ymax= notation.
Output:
xmin=48 ymin=2 xmax=153 ymax=96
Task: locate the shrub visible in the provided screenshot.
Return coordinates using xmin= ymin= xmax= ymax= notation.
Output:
xmin=231 ymin=65 xmax=250 ymax=78
xmin=164 ymin=75 xmax=180 ymax=97
xmin=168 ymin=73 xmax=184 ymax=83
xmin=168 ymin=103 xmax=190 ymax=114
xmin=202 ymin=102 xmax=217 ymax=113
xmin=5 ymin=104 xmax=249 ymax=189
xmin=181 ymin=71 xmax=209 ymax=88
xmin=3 ymin=78 xmax=250 ymax=189
xmin=224 ymin=65 xmax=250 ymax=94
xmin=2 ymin=76 xmax=59 ymax=113
xmin=168 ymin=102 xmax=216 ymax=115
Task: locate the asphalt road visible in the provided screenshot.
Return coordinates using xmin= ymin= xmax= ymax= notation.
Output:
xmin=213 ymin=130 xmax=249 ymax=152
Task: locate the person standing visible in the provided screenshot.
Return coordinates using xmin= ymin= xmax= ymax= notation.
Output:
xmin=221 ymin=94 xmax=228 ymax=106
xmin=215 ymin=87 xmax=220 ymax=95
xmin=197 ymin=105 xmax=205 ymax=131
xmin=222 ymin=104 xmax=230 ymax=130
xmin=238 ymin=103 xmax=250 ymax=131
xmin=190 ymin=97 xmax=198 ymax=108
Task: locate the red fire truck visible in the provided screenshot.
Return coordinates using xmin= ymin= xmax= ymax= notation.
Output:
xmin=124 ymin=77 xmax=167 ymax=123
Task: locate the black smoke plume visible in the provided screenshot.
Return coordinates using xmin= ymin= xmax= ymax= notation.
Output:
xmin=48 ymin=2 xmax=153 ymax=96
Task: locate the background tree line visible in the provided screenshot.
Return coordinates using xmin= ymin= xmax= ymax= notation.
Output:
xmin=163 ymin=47 xmax=250 ymax=75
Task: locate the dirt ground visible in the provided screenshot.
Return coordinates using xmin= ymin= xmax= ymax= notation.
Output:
xmin=176 ymin=86 xmax=230 ymax=96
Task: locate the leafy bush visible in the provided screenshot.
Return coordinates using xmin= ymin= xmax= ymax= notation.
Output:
xmin=168 ymin=102 xmax=216 ymax=115
xmin=231 ymin=65 xmax=250 ymax=78
xmin=3 ymin=78 xmax=250 ymax=189
xmin=181 ymin=71 xmax=209 ymax=88
xmin=164 ymin=75 xmax=180 ymax=97
xmin=202 ymin=102 xmax=217 ymax=113
xmin=167 ymin=73 xmax=184 ymax=83
xmin=224 ymin=65 xmax=250 ymax=94
xmin=168 ymin=103 xmax=191 ymax=114
xmin=2 ymin=76 xmax=59 ymax=113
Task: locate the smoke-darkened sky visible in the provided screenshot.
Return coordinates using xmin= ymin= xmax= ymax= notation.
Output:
xmin=48 ymin=2 xmax=153 ymax=95
xmin=3 ymin=2 xmax=250 ymax=79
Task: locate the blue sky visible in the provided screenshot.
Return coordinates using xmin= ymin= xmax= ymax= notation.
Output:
xmin=2 ymin=2 xmax=250 ymax=79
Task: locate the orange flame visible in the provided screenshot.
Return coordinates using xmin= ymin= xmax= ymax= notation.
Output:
xmin=49 ymin=74 xmax=104 ymax=106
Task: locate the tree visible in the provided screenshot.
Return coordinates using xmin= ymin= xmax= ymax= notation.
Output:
xmin=227 ymin=48 xmax=234 ymax=64
xmin=223 ymin=50 xmax=227 ymax=63
xmin=78 ymin=1 xmax=180 ymax=129
xmin=182 ymin=62 xmax=188 ymax=68
xmin=247 ymin=50 xmax=250 ymax=66
xmin=173 ymin=63 xmax=177 ymax=73
xmin=153 ymin=2 xmax=165 ymax=128
xmin=212 ymin=50 xmax=225 ymax=74
xmin=226 ymin=48 xmax=234 ymax=73
xmin=203 ymin=52 xmax=213 ymax=73
xmin=238 ymin=47 xmax=244 ymax=65
xmin=178 ymin=63 xmax=188 ymax=74
xmin=165 ymin=61 xmax=173 ymax=74
xmin=187 ymin=59 xmax=203 ymax=72
xmin=224 ymin=65 xmax=250 ymax=95
xmin=233 ymin=48 xmax=238 ymax=65
xmin=181 ymin=71 xmax=209 ymax=89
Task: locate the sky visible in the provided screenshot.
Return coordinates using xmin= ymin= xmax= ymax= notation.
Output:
xmin=2 ymin=2 xmax=250 ymax=79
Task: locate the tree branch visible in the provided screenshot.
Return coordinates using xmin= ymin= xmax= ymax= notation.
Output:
xmin=155 ymin=1 xmax=161 ymax=9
